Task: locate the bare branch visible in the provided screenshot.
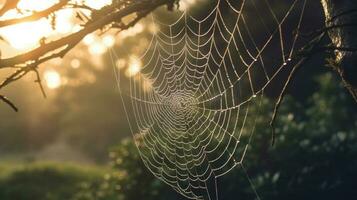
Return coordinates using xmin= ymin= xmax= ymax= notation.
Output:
xmin=270 ymin=33 xmax=326 ymax=145
xmin=0 ymin=0 xmax=174 ymax=111
xmin=0 ymin=0 xmax=20 ymax=17
xmin=0 ymin=0 xmax=69 ymax=28
xmin=270 ymin=58 xmax=307 ymax=146
xmin=0 ymin=0 xmax=172 ymax=69
xmin=33 ymin=68 xmax=47 ymax=98
xmin=0 ymin=94 xmax=18 ymax=112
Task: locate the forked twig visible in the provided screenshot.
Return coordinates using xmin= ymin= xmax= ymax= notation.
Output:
xmin=270 ymin=58 xmax=307 ymax=146
xmin=270 ymin=32 xmax=327 ymax=146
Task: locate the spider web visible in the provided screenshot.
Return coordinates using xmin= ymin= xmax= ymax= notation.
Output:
xmin=109 ymin=0 xmax=307 ymax=199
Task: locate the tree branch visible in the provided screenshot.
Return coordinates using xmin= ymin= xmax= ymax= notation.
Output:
xmin=270 ymin=32 xmax=327 ymax=145
xmin=0 ymin=94 xmax=18 ymax=112
xmin=0 ymin=0 xmax=69 ymax=28
xmin=0 ymin=0 xmax=172 ymax=69
xmin=0 ymin=0 xmax=20 ymax=17
xmin=0 ymin=0 xmax=174 ymax=111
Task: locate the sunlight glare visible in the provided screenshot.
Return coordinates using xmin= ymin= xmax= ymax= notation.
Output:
xmin=142 ymin=79 xmax=153 ymax=92
xmin=179 ymin=0 xmax=197 ymax=10
xmin=85 ymin=0 xmax=112 ymax=9
xmin=126 ymin=56 xmax=141 ymax=77
xmin=44 ymin=70 xmax=62 ymax=89
xmin=148 ymin=23 xmax=159 ymax=34
xmin=70 ymin=59 xmax=81 ymax=69
xmin=55 ymin=9 xmax=75 ymax=34
xmin=18 ymin=0 xmax=57 ymax=11
xmin=89 ymin=42 xmax=106 ymax=55
xmin=103 ymin=35 xmax=115 ymax=47
xmin=83 ymin=34 xmax=95 ymax=45
xmin=0 ymin=17 xmax=52 ymax=50
xmin=0 ymin=0 xmax=70 ymax=50
xmin=116 ymin=59 xmax=126 ymax=69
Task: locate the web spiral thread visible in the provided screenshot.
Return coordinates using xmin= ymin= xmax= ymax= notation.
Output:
xmin=110 ymin=0 xmax=307 ymax=199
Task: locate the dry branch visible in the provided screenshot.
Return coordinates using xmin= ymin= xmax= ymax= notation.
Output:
xmin=0 ymin=0 xmax=174 ymax=110
xmin=0 ymin=0 xmax=69 ymax=28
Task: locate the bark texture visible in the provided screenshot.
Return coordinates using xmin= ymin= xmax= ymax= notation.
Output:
xmin=321 ymin=0 xmax=357 ymax=101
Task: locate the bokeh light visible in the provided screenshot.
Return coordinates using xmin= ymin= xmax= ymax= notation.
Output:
xmin=44 ymin=70 xmax=62 ymax=89
xmin=126 ymin=56 xmax=141 ymax=77
xmin=70 ymin=59 xmax=81 ymax=69
xmin=116 ymin=59 xmax=126 ymax=69
xmin=103 ymin=35 xmax=116 ymax=47
xmin=179 ymin=0 xmax=197 ymax=10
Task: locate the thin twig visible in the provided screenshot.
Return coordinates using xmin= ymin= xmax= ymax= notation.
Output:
xmin=270 ymin=58 xmax=307 ymax=146
xmin=0 ymin=0 xmax=174 ymax=111
xmin=301 ymin=23 xmax=357 ymax=38
xmin=0 ymin=0 xmax=172 ymax=69
xmin=328 ymin=9 xmax=357 ymax=22
xmin=0 ymin=94 xmax=18 ymax=112
xmin=317 ymin=45 xmax=357 ymax=53
xmin=270 ymin=32 xmax=327 ymax=146
xmin=33 ymin=68 xmax=47 ymax=98
xmin=0 ymin=0 xmax=69 ymax=28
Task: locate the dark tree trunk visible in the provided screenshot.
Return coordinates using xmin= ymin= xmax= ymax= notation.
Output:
xmin=321 ymin=0 xmax=357 ymax=101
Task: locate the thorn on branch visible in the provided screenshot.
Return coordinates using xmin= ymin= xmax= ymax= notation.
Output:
xmin=0 ymin=94 xmax=18 ymax=112
xmin=40 ymin=37 xmax=47 ymax=46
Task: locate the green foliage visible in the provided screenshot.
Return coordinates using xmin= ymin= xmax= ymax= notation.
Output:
xmin=0 ymin=73 xmax=355 ymax=200
xmin=82 ymin=73 xmax=357 ymax=200
xmin=220 ymin=73 xmax=357 ymax=200
xmin=72 ymin=139 xmax=179 ymax=200
xmin=0 ymin=162 xmax=104 ymax=200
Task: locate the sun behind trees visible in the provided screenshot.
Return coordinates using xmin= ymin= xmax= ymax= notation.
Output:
xmin=0 ymin=1 xmax=356 ymax=200
xmin=0 ymin=0 xmax=177 ymax=111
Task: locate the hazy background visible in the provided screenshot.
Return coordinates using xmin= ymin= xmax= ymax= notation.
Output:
xmin=0 ymin=0 xmax=356 ymax=200
xmin=0 ymin=0 xmax=325 ymax=164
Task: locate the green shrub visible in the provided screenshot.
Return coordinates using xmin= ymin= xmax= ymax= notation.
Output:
xmin=0 ymin=162 xmax=104 ymax=200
